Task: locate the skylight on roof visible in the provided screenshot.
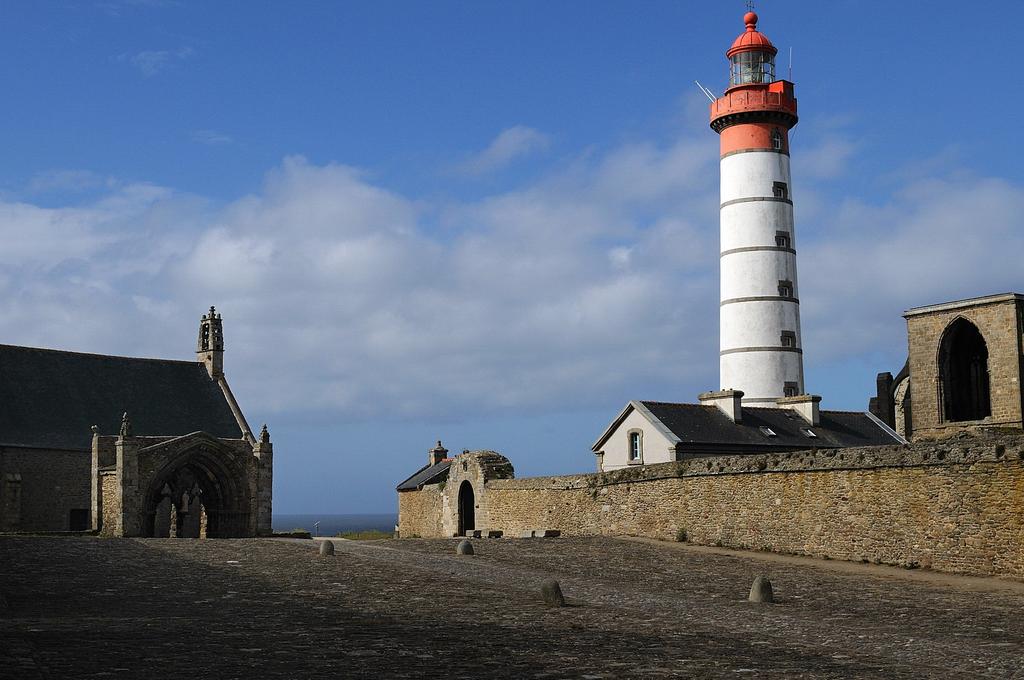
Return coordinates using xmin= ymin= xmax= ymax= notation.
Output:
xmin=758 ymin=426 xmax=777 ymax=438
xmin=801 ymin=428 xmax=817 ymax=438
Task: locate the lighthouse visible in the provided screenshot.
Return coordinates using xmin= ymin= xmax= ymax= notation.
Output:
xmin=710 ymin=10 xmax=803 ymax=405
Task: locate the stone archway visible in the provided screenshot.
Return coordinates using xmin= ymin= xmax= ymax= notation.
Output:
xmin=938 ymin=318 xmax=991 ymax=423
xmin=141 ymin=441 xmax=248 ymax=538
xmin=457 ymin=481 xmax=475 ymax=535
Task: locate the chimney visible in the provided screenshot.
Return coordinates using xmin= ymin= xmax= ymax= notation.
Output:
xmin=699 ymin=389 xmax=744 ymax=423
xmin=429 ymin=440 xmax=448 ymax=467
xmin=776 ymin=394 xmax=821 ymax=426
xmin=197 ymin=306 xmax=224 ymax=379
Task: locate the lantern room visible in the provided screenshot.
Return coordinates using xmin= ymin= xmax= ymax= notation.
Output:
xmin=727 ymin=12 xmax=778 ymax=88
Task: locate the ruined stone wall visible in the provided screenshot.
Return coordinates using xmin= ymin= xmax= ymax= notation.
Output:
xmin=397 ymin=485 xmax=444 ymax=538
xmin=906 ymin=297 xmax=1024 ymax=438
xmin=0 ymin=447 xmax=92 ymax=532
xmin=400 ymin=434 xmax=1024 ymax=578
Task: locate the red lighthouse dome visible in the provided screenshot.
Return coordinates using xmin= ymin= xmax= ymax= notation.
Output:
xmin=727 ymin=12 xmax=778 ymax=58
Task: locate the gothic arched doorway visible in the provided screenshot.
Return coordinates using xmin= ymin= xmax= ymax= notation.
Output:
xmin=457 ymin=481 xmax=475 ymax=535
xmin=142 ymin=442 xmax=247 ymax=538
xmin=938 ymin=318 xmax=991 ymax=422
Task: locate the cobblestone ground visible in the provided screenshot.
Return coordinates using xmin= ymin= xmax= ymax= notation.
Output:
xmin=1 ymin=536 xmax=1023 ymax=679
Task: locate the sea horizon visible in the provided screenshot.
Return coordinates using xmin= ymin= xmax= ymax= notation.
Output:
xmin=273 ymin=513 xmax=397 ymax=537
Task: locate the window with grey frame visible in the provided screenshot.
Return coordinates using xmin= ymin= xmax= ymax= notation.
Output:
xmin=771 ymin=129 xmax=783 ymax=150
xmin=778 ymin=280 xmax=794 ymax=298
xmin=784 ymin=381 xmax=799 ymax=397
xmin=781 ymin=330 xmax=796 ymax=348
xmin=628 ymin=431 xmax=642 ymax=462
xmin=772 ymin=181 xmax=788 ymax=199
xmin=775 ymin=230 xmax=791 ymax=248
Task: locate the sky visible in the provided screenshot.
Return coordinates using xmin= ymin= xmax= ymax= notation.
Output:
xmin=1 ymin=1 xmax=1022 ymax=514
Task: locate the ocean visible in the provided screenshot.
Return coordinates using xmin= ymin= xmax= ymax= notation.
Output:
xmin=273 ymin=513 xmax=397 ymax=537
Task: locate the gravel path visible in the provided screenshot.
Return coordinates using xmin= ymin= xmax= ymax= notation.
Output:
xmin=1 ymin=536 xmax=1022 ymax=679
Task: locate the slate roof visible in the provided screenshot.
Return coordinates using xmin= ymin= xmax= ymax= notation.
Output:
xmin=593 ymin=400 xmax=902 ymax=454
xmin=396 ymin=460 xmax=452 ymax=492
xmin=0 ymin=344 xmax=243 ymax=450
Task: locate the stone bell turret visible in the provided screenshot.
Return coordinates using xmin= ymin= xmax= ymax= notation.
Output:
xmin=197 ymin=306 xmax=224 ymax=379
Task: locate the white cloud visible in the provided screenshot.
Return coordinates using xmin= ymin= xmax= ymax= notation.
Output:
xmin=118 ymin=46 xmax=194 ymax=77
xmin=457 ymin=126 xmax=550 ymax=175
xmin=0 ymin=125 xmax=1019 ymax=424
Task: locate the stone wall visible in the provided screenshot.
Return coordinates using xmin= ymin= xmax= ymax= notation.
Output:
xmin=398 ymin=433 xmax=1024 ymax=578
xmin=99 ymin=471 xmax=119 ymax=537
xmin=0 ymin=447 xmax=92 ymax=532
xmin=397 ymin=485 xmax=444 ymax=538
xmin=906 ymin=295 xmax=1024 ymax=438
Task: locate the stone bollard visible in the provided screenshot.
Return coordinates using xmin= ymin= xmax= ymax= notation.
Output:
xmin=457 ymin=539 xmax=474 ymax=556
xmin=748 ymin=575 xmax=774 ymax=603
xmin=319 ymin=540 xmax=335 ymax=557
xmin=540 ymin=579 xmax=565 ymax=607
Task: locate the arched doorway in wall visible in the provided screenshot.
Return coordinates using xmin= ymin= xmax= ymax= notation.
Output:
xmin=457 ymin=481 xmax=475 ymax=535
xmin=938 ymin=318 xmax=991 ymax=422
xmin=142 ymin=443 xmax=246 ymax=538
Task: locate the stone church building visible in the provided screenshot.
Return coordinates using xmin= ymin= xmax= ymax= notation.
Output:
xmin=0 ymin=307 xmax=272 ymax=537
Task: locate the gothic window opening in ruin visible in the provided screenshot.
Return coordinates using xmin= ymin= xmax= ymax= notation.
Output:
xmin=457 ymin=481 xmax=475 ymax=535
xmin=938 ymin=318 xmax=991 ymax=422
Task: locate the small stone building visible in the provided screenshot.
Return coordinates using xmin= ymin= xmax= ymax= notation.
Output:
xmin=0 ymin=308 xmax=272 ymax=537
xmin=871 ymin=293 xmax=1024 ymax=440
xmin=396 ymin=443 xmax=513 ymax=538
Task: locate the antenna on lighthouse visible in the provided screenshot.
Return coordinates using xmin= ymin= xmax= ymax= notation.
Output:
xmin=789 ymin=47 xmax=793 ymax=80
xmin=694 ymin=80 xmax=716 ymax=103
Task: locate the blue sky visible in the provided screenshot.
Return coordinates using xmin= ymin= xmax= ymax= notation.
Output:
xmin=1 ymin=1 xmax=1021 ymax=513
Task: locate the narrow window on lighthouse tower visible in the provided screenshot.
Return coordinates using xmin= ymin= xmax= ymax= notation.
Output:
xmin=772 ymin=181 xmax=788 ymax=199
xmin=775 ymin=231 xmax=791 ymax=248
xmin=784 ymin=382 xmax=799 ymax=398
xmin=771 ymin=129 xmax=783 ymax=150
xmin=778 ymin=280 xmax=794 ymax=298
xmin=781 ymin=330 xmax=796 ymax=348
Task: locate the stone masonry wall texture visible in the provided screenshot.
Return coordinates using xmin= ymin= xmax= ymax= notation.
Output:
xmin=0 ymin=448 xmax=91 ymax=531
xmin=906 ymin=297 xmax=1024 ymax=438
xmin=400 ymin=433 xmax=1024 ymax=579
xmin=397 ymin=486 xmax=443 ymax=538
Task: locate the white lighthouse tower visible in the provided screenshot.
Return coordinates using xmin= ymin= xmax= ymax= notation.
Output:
xmin=710 ymin=10 xmax=804 ymax=405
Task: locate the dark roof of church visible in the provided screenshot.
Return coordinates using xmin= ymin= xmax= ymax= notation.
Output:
xmin=396 ymin=460 xmax=452 ymax=491
xmin=0 ymin=344 xmax=243 ymax=451
xmin=640 ymin=401 xmax=900 ymax=452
